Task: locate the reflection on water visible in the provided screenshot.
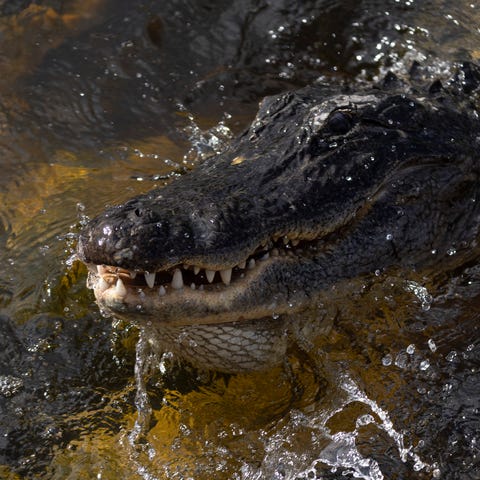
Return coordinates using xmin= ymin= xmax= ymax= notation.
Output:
xmin=0 ymin=1 xmax=479 ymax=479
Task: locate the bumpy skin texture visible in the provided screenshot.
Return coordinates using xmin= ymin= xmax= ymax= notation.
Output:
xmin=78 ymin=64 xmax=480 ymax=370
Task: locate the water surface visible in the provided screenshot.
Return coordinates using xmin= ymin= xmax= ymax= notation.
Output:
xmin=0 ymin=1 xmax=479 ymax=478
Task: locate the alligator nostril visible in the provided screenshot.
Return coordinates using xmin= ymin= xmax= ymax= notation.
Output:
xmin=134 ymin=208 xmax=143 ymax=217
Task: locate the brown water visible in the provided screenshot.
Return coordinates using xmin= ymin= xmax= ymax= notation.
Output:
xmin=0 ymin=1 xmax=479 ymax=479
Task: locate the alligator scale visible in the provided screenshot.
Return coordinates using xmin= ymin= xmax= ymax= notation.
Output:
xmin=78 ymin=63 xmax=480 ymax=371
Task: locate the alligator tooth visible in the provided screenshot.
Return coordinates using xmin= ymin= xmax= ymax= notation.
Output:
xmin=159 ymin=285 xmax=166 ymax=296
xmin=292 ymin=239 xmax=299 ymax=247
xmin=98 ymin=277 xmax=109 ymax=292
xmin=129 ymin=271 xmax=137 ymax=279
xmin=248 ymin=258 xmax=256 ymax=269
xmin=171 ymin=269 xmax=184 ymax=289
xmin=194 ymin=266 xmax=200 ymax=275
xmin=238 ymin=260 xmax=246 ymax=269
xmin=114 ymin=278 xmax=127 ymax=298
xmin=97 ymin=265 xmax=108 ymax=275
xmin=183 ymin=264 xmax=189 ymax=270
xmin=261 ymin=252 xmax=270 ymax=261
xmin=144 ymin=272 xmax=156 ymax=288
xmin=220 ymin=268 xmax=232 ymax=285
xmin=205 ymin=269 xmax=216 ymax=283
xmin=272 ymin=248 xmax=279 ymax=257
xmin=283 ymin=237 xmax=289 ymax=245
xmin=190 ymin=282 xmax=196 ymax=290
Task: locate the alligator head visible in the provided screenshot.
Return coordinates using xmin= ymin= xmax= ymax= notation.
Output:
xmin=78 ymin=63 xmax=480 ymax=329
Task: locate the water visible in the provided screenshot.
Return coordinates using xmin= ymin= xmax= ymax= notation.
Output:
xmin=0 ymin=1 xmax=479 ymax=478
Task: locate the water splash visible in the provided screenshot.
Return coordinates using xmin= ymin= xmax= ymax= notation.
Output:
xmin=179 ymin=103 xmax=234 ymax=164
xmin=124 ymin=330 xmax=164 ymax=480
xmin=292 ymin=373 xmax=435 ymax=480
xmin=129 ymin=331 xmax=158 ymax=447
xmin=405 ymin=280 xmax=433 ymax=311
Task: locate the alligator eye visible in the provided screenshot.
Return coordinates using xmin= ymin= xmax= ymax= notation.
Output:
xmin=326 ymin=111 xmax=353 ymax=134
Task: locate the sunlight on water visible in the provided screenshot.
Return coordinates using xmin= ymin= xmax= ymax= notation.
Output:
xmin=103 ymin=286 xmax=449 ymax=480
xmin=0 ymin=0 xmax=479 ymax=478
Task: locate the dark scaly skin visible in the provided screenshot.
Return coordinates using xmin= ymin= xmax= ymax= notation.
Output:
xmin=78 ymin=63 xmax=480 ymax=371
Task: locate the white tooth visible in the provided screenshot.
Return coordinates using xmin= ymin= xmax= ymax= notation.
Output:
xmin=206 ymin=270 xmax=216 ymax=283
xmin=283 ymin=237 xmax=289 ymax=245
xmin=158 ymin=285 xmax=166 ymax=296
xmin=129 ymin=271 xmax=137 ymax=279
xmin=248 ymin=258 xmax=256 ymax=269
xmin=238 ymin=260 xmax=246 ymax=269
xmin=190 ymin=282 xmax=196 ymax=290
xmin=199 ymin=285 xmax=204 ymax=291
xmin=97 ymin=265 xmax=108 ymax=275
xmin=220 ymin=268 xmax=232 ymax=285
xmin=272 ymin=248 xmax=279 ymax=257
xmin=261 ymin=252 xmax=270 ymax=261
xmin=98 ymin=277 xmax=109 ymax=292
xmin=194 ymin=266 xmax=200 ymax=275
xmin=171 ymin=269 xmax=184 ymax=289
xmin=183 ymin=264 xmax=189 ymax=270
xmin=292 ymin=239 xmax=299 ymax=246
xmin=144 ymin=272 xmax=156 ymax=288
xmin=114 ymin=278 xmax=127 ymax=298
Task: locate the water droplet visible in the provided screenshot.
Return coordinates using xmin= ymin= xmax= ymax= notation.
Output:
xmin=406 ymin=344 xmax=416 ymax=355
xmin=428 ymin=339 xmax=437 ymax=352
xmin=382 ymin=354 xmax=393 ymax=366
xmin=446 ymin=350 xmax=457 ymax=362
xmin=405 ymin=281 xmax=433 ymax=310
xmin=432 ymin=468 xmax=441 ymax=478
xmin=419 ymin=360 xmax=430 ymax=371
xmin=102 ymin=225 xmax=112 ymax=236
xmin=395 ymin=352 xmax=408 ymax=369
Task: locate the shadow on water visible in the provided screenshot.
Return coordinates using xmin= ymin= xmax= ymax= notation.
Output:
xmin=0 ymin=0 xmax=479 ymax=478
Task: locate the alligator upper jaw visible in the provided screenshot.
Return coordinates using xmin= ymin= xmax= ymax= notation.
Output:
xmin=86 ymin=233 xmax=316 ymax=326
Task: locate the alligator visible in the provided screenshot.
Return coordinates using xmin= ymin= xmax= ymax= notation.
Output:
xmin=77 ymin=63 xmax=480 ymax=372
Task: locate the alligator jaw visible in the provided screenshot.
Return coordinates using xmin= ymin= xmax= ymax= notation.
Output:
xmin=86 ymin=233 xmax=319 ymax=325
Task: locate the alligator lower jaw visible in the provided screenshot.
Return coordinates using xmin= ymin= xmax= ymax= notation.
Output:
xmin=86 ymin=241 xmax=311 ymax=326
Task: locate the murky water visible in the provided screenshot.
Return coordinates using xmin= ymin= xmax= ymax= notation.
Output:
xmin=0 ymin=1 xmax=479 ymax=478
